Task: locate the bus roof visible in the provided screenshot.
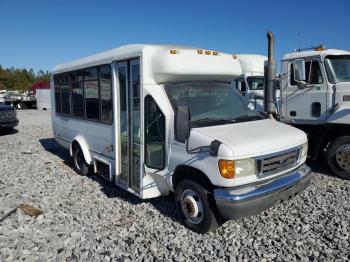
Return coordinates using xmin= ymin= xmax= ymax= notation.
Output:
xmin=52 ymin=44 xmax=243 ymax=84
xmin=52 ymin=44 xmax=199 ymax=73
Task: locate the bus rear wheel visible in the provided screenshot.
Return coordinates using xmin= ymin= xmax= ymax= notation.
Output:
xmin=326 ymin=136 xmax=350 ymax=180
xmin=73 ymin=144 xmax=92 ymax=176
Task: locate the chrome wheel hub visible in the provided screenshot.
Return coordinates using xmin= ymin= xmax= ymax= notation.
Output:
xmin=181 ymin=189 xmax=203 ymax=224
xmin=335 ymin=144 xmax=350 ymax=172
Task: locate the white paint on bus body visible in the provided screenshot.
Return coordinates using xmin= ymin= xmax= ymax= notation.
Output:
xmin=51 ymin=44 xmax=307 ymax=201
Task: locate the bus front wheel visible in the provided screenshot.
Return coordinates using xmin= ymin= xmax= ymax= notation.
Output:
xmin=175 ymin=179 xmax=219 ymax=233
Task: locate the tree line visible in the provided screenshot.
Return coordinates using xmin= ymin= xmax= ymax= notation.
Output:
xmin=0 ymin=65 xmax=51 ymax=91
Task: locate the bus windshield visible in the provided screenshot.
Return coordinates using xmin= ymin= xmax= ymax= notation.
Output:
xmin=325 ymin=55 xmax=350 ymax=83
xmin=247 ymin=76 xmax=264 ymax=90
xmin=165 ymin=82 xmax=264 ymax=127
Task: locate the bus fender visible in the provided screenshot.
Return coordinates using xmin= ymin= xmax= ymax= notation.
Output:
xmin=70 ymin=135 xmax=93 ymax=165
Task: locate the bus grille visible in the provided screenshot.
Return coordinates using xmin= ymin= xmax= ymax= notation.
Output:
xmin=257 ymin=149 xmax=300 ymax=177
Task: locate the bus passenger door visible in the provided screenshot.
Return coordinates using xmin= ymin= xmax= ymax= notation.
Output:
xmin=116 ymin=59 xmax=141 ymax=192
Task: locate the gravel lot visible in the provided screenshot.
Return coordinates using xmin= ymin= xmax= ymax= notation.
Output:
xmin=0 ymin=110 xmax=349 ymax=261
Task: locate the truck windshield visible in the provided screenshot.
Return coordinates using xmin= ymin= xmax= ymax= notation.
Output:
xmin=165 ymin=82 xmax=263 ymax=127
xmin=247 ymin=76 xmax=264 ymax=90
xmin=325 ymin=55 xmax=350 ymax=83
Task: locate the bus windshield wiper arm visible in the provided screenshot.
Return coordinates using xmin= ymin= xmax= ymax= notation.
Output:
xmin=232 ymin=114 xmax=263 ymax=122
xmin=192 ymin=118 xmax=235 ymax=126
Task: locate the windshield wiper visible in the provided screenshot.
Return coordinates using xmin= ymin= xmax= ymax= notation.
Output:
xmin=192 ymin=118 xmax=235 ymax=127
xmin=232 ymin=114 xmax=264 ymax=123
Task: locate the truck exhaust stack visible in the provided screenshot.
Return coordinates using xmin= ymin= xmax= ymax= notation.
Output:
xmin=264 ymin=31 xmax=277 ymax=117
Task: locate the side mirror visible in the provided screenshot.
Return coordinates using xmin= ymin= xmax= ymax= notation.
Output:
xmin=175 ymin=105 xmax=191 ymax=143
xmin=274 ymin=78 xmax=281 ymax=89
xmin=293 ymin=59 xmax=306 ymax=82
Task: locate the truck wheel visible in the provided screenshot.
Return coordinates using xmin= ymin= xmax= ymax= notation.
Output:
xmin=17 ymin=102 xmax=27 ymax=109
xmin=175 ymin=179 xmax=219 ymax=233
xmin=73 ymin=144 xmax=92 ymax=176
xmin=326 ymin=136 xmax=350 ymax=180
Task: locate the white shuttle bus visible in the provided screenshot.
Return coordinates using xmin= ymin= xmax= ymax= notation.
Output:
xmin=52 ymin=45 xmax=311 ymax=233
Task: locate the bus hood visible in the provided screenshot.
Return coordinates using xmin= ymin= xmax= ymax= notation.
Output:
xmin=189 ymin=119 xmax=307 ymax=159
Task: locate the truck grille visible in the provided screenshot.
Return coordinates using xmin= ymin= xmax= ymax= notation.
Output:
xmin=257 ymin=148 xmax=300 ymax=177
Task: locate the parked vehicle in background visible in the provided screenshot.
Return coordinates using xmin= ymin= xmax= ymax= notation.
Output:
xmin=0 ymin=90 xmax=6 ymax=103
xmin=263 ymin=31 xmax=350 ymax=180
xmin=234 ymin=54 xmax=280 ymax=112
xmin=4 ymin=90 xmax=36 ymax=109
xmin=0 ymin=103 xmax=18 ymax=131
xmin=52 ymin=44 xmax=311 ymax=233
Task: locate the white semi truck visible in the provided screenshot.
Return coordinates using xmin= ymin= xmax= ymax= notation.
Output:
xmin=263 ymin=31 xmax=350 ymax=180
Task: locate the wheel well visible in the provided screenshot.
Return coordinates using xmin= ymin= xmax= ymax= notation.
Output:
xmin=72 ymin=140 xmax=79 ymax=151
xmin=310 ymin=124 xmax=350 ymax=160
xmin=172 ymin=165 xmax=212 ymax=191
xmin=70 ymin=139 xmax=92 ymax=165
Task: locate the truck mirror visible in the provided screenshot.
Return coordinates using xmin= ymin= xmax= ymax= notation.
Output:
xmin=293 ymin=59 xmax=306 ymax=82
xmin=175 ymin=105 xmax=191 ymax=143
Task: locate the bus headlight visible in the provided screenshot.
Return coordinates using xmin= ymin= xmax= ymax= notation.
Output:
xmin=218 ymin=158 xmax=256 ymax=179
xmin=300 ymin=142 xmax=308 ymax=161
xmin=235 ymin=158 xmax=257 ymax=178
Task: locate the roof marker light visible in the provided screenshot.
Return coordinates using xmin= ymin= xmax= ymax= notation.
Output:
xmin=232 ymin=54 xmax=237 ymax=59
xmin=212 ymin=51 xmax=219 ymax=56
xmin=205 ymin=50 xmax=212 ymax=55
xmin=197 ymin=49 xmax=204 ymax=54
xmin=170 ymin=49 xmax=179 ymax=54
xmin=315 ymin=44 xmax=326 ymax=51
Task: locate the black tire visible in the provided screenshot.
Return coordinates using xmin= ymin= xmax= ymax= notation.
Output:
xmin=175 ymin=179 xmax=219 ymax=233
xmin=72 ymin=144 xmax=92 ymax=176
xmin=326 ymin=136 xmax=350 ymax=180
xmin=17 ymin=102 xmax=27 ymax=109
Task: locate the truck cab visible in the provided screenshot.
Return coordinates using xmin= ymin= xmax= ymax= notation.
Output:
xmin=234 ymin=54 xmax=280 ymax=112
xmin=279 ymin=47 xmax=350 ymax=179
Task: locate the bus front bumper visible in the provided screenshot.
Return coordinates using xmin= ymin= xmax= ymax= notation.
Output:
xmin=213 ymin=164 xmax=312 ymax=219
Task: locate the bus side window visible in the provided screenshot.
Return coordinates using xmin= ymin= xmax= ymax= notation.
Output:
xmin=60 ymin=73 xmax=70 ymax=115
xmin=99 ymin=65 xmax=113 ymax=124
xmin=145 ymin=95 xmax=165 ymax=170
xmin=84 ymin=67 xmax=99 ymax=120
xmin=54 ymin=75 xmax=61 ymax=114
xmin=71 ymin=70 xmax=84 ymax=118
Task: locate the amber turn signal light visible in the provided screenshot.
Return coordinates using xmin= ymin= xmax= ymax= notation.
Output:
xmin=218 ymin=160 xmax=235 ymax=179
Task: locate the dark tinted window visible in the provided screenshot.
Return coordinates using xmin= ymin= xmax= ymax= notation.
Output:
xmin=145 ymin=96 xmax=165 ymax=169
xmin=99 ymin=65 xmax=113 ymax=123
xmin=84 ymin=67 xmax=98 ymax=81
xmin=71 ymin=81 xmax=84 ymax=118
xmin=60 ymin=83 xmax=70 ymax=115
xmin=54 ymin=75 xmax=61 ymax=114
xmin=84 ymin=67 xmax=99 ymax=120
xmin=132 ymin=62 xmax=140 ymax=110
